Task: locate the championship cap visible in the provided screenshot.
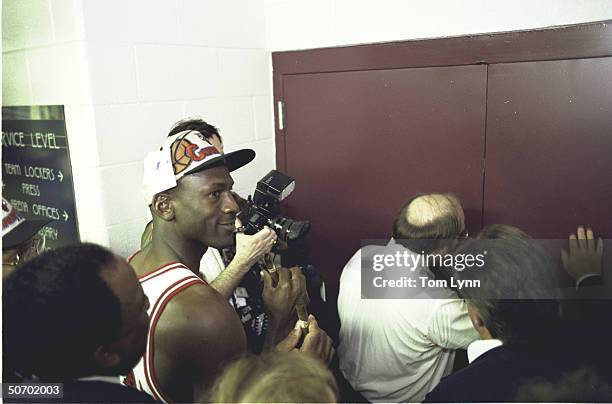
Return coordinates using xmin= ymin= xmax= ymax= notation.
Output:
xmin=143 ymin=130 xmax=255 ymax=204
xmin=2 ymin=198 xmax=51 ymax=249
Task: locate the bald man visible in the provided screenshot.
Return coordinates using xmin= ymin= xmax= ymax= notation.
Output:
xmin=337 ymin=193 xmax=478 ymax=403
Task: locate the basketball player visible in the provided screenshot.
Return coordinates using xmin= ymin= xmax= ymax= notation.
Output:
xmin=139 ymin=118 xmax=224 ymax=250
xmin=126 ymin=129 xmax=334 ymax=402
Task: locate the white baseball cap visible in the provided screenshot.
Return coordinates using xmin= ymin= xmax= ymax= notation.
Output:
xmin=143 ymin=130 xmax=255 ymax=204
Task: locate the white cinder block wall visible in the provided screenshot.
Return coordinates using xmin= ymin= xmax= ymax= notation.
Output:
xmin=78 ymin=0 xmax=273 ymax=257
xmin=1 ymin=0 xmax=106 ymax=245
xmin=264 ymin=0 xmax=612 ymax=51
xmin=3 ymin=0 xmax=612 ymax=256
xmin=3 ymin=0 xmax=274 ymax=257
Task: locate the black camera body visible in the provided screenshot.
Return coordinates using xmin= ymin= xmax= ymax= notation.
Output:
xmin=239 ymin=170 xmax=310 ymax=243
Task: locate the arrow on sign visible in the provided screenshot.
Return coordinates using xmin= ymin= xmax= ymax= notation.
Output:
xmin=63 ymin=211 xmax=69 ymax=221
xmin=58 ymin=171 xmax=64 ymax=182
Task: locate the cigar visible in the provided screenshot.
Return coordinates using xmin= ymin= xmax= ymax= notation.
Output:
xmin=267 ymin=266 xmax=279 ymax=286
xmin=261 ymin=258 xmax=309 ymax=333
xmin=262 ymin=254 xmax=278 ymax=285
xmin=296 ymin=301 xmax=309 ymax=334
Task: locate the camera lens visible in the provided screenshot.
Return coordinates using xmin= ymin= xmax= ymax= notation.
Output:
xmin=286 ymin=220 xmax=310 ymax=241
xmin=273 ymin=216 xmax=310 ymax=241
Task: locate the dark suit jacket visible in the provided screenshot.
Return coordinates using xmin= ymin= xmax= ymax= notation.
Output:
xmin=424 ymin=346 xmax=566 ymax=403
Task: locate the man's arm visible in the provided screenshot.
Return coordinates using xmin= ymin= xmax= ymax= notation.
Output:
xmin=155 ymin=284 xmax=247 ymax=402
xmin=209 ymin=259 xmax=251 ymax=299
xmin=210 ymin=225 xmax=276 ymax=299
xmin=429 ymin=299 xmax=479 ymax=349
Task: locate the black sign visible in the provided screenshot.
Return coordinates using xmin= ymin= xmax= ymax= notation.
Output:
xmin=2 ymin=105 xmax=79 ymax=248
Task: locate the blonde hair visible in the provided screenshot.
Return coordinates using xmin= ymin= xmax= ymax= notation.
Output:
xmin=211 ymin=351 xmax=338 ymax=403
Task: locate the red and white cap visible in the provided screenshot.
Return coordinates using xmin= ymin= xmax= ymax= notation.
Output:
xmin=2 ymin=198 xmax=51 ymax=249
xmin=143 ymin=130 xmax=255 ymax=204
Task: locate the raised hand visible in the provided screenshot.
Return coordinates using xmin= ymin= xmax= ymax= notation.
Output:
xmin=262 ymin=267 xmax=305 ymax=327
xmin=561 ymin=226 xmax=603 ymax=282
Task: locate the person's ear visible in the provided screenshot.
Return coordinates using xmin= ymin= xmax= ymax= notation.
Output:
xmin=466 ymin=303 xmax=493 ymax=339
xmin=466 ymin=303 xmax=484 ymax=328
xmin=94 ymin=345 xmax=120 ymax=369
xmin=152 ymin=193 xmax=175 ymax=221
xmin=471 ymin=312 xmax=484 ymax=328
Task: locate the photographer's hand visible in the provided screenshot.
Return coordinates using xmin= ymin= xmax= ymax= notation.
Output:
xmin=210 ymin=220 xmax=277 ymax=299
xmin=561 ymin=226 xmax=603 ymax=288
xmin=233 ymin=224 xmax=277 ymax=269
xmin=262 ymin=267 xmax=304 ymax=348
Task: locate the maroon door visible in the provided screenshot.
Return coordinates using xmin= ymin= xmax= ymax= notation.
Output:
xmin=273 ymin=22 xmax=612 ymax=297
xmin=280 ymin=65 xmax=487 ymax=292
xmin=484 ymin=57 xmax=612 ymax=238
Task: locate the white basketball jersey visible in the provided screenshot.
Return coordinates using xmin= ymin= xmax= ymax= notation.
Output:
xmin=123 ymin=260 xmax=206 ymax=403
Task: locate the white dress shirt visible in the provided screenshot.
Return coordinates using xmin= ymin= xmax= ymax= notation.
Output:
xmin=337 ymin=240 xmax=479 ymax=403
xmin=467 ymin=339 xmax=503 ymax=363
